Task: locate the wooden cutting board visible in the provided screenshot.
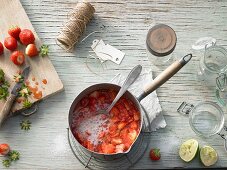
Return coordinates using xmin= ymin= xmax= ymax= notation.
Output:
xmin=0 ymin=0 xmax=64 ymax=115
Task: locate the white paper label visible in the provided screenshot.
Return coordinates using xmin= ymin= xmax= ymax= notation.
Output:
xmin=91 ymin=39 xmax=125 ymax=64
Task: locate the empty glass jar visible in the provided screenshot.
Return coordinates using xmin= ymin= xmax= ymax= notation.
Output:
xmin=216 ymin=71 xmax=227 ymax=107
xmin=178 ymin=101 xmax=227 ymax=151
xmin=178 ymin=101 xmax=224 ymax=138
xmin=197 ymin=44 xmax=227 ymax=86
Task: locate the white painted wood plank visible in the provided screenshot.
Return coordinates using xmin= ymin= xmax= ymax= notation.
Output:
xmin=0 ymin=0 xmax=227 ymax=169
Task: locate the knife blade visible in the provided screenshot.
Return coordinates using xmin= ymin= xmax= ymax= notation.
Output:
xmin=11 ymin=66 xmax=30 ymax=95
xmin=0 ymin=66 xmax=30 ymax=126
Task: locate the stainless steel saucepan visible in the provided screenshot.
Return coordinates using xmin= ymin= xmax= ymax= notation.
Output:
xmin=68 ymin=54 xmax=192 ymax=159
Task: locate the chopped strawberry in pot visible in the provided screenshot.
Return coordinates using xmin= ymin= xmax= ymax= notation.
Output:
xmin=115 ymin=144 xmax=125 ymax=153
xmin=109 ymin=124 xmax=118 ymax=136
xmin=80 ymin=97 xmax=89 ymax=107
xmin=98 ymin=131 xmax=106 ymax=139
xmin=133 ymin=110 xmax=140 ymax=121
xmin=87 ymin=141 xmax=94 ymax=151
xmin=129 ymin=121 xmax=139 ymax=130
xmin=89 ymin=97 xmax=96 ymax=106
xmin=104 ymin=134 xmax=112 ymax=143
xmin=71 ymin=89 xmax=141 ymax=154
xmin=110 ymin=107 xmax=120 ymax=117
xmin=109 ymin=131 xmax=120 ymax=138
xmin=111 ymin=116 xmax=120 ymax=123
xmin=100 ymin=114 xmax=107 ymax=120
xmin=109 ymin=90 xmax=117 ymax=100
xmin=98 ymin=95 xmax=106 ymax=103
xmin=121 ymin=97 xmax=133 ymax=111
xmin=89 ymin=91 xmax=99 ymax=98
xmin=128 ymin=129 xmax=138 ymax=141
xmin=118 ymin=121 xmax=127 ymax=130
xmin=101 ymin=143 xmax=115 ymax=154
xmin=111 ymin=138 xmax=123 ymax=145
xmin=116 ymin=103 xmax=126 ymax=111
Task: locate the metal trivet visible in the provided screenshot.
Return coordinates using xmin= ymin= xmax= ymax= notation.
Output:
xmin=67 ymin=109 xmax=152 ymax=170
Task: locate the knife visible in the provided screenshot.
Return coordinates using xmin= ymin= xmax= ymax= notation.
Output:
xmin=0 ymin=66 xmax=30 ymax=126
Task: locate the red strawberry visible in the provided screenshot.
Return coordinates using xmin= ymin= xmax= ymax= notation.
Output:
xmin=129 ymin=121 xmax=138 ymax=130
xmin=128 ymin=129 xmax=137 ymax=141
xmin=8 ymin=25 xmax=21 ymax=40
xmin=111 ymin=138 xmax=123 ymax=145
xmin=10 ymin=51 xmax=25 ymax=65
xmin=4 ymin=37 xmax=17 ymax=51
xmin=101 ymin=143 xmax=115 ymax=154
xmin=118 ymin=121 xmax=127 ymax=130
xmin=80 ymin=97 xmax=89 ymax=107
xmin=25 ymin=44 xmax=38 ymax=57
xmin=0 ymin=143 xmax=10 ymax=156
xmin=0 ymin=42 xmax=4 ymax=55
xmin=115 ymin=144 xmax=125 ymax=153
xmin=19 ymin=29 xmax=35 ymax=45
xmin=149 ymin=148 xmax=161 ymax=161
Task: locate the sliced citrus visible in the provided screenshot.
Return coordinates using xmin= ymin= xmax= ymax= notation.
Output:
xmin=179 ymin=139 xmax=199 ymax=162
xmin=200 ymin=145 xmax=218 ymax=166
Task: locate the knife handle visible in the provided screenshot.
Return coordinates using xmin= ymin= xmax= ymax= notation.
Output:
xmin=0 ymin=94 xmax=17 ymax=126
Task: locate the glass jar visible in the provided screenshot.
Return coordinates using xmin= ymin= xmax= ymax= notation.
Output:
xmin=146 ymin=24 xmax=177 ymax=66
xmin=178 ymin=101 xmax=224 ymax=137
xmin=178 ymin=101 xmax=227 ymax=151
xmin=197 ymin=44 xmax=227 ymax=86
xmin=216 ymin=71 xmax=227 ymax=107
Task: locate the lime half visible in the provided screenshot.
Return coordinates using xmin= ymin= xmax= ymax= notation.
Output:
xmin=200 ymin=145 xmax=218 ymax=166
xmin=179 ymin=139 xmax=199 ymax=162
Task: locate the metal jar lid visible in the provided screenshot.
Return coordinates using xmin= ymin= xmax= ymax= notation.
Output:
xmin=146 ymin=24 xmax=177 ymax=57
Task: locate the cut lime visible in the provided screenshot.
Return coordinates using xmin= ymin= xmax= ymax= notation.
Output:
xmin=200 ymin=145 xmax=218 ymax=166
xmin=179 ymin=139 xmax=199 ymax=162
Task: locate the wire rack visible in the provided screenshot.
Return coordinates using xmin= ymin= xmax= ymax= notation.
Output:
xmin=67 ymin=110 xmax=152 ymax=170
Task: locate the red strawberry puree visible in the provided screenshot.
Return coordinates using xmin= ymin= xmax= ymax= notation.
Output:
xmin=71 ymin=89 xmax=141 ymax=154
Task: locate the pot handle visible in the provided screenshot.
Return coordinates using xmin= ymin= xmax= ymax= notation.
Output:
xmin=137 ymin=54 xmax=192 ymax=101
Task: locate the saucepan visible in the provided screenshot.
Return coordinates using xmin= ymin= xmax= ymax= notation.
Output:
xmin=68 ymin=54 xmax=192 ymax=159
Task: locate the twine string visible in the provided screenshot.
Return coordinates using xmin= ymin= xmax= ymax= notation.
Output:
xmin=57 ymin=2 xmax=95 ymax=51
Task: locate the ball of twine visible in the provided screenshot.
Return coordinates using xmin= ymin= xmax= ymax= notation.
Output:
xmin=57 ymin=2 xmax=95 ymax=51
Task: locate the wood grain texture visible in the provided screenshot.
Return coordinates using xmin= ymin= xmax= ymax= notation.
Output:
xmin=0 ymin=0 xmax=63 ymax=116
xmin=0 ymin=94 xmax=17 ymax=126
xmin=0 ymin=0 xmax=227 ymax=169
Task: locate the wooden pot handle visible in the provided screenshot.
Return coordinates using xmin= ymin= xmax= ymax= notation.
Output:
xmin=0 ymin=93 xmax=17 ymax=126
xmin=137 ymin=54 xmax=192 ymax=101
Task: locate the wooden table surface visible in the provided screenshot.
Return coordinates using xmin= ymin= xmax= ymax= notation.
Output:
xmin=1 ymin=0 xmax=227 ymax=169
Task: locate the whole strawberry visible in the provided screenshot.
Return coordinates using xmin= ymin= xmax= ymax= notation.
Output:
xmin=25 ymin=44 xmax=38 ymax=57
xmin=0 ymin=143 xmax=10 ymax=156
xmin=0 ymin=42 xmax=4 ymax=55
xmin=4 ymin=37 xmax=17 ymax=51
xmin=8 ymin=25 xmax=21 ymax=40
xmin=149 ymin=148 xmax=161 ymax=161
xmin=19 ymin=29 xmax=35 ymax=45
xmin=10 ymin=51 xmax=25 ymax=66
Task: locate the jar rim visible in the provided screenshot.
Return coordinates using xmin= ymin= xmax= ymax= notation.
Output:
xmin=202 ymin=45 xmax=227 ymax=73
xmin=189 ymin=101 xmax=225 ymax=138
